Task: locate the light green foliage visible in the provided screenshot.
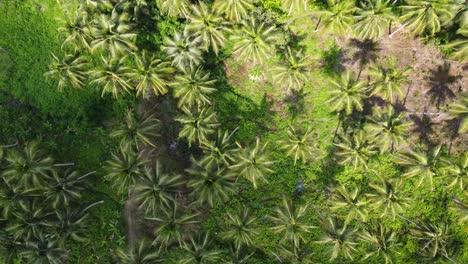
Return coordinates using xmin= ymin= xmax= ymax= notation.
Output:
xmin=272 ymin=47 xmax=310 ymax=91
xmin=279 ymin=125 xmax=321 ymax=164
xmin=115 ymin=239 xmax=164 ymax=263
xmin=45 ymin=53 xmax=88 ymax=91
xmin=327 ymin=70 xmax=368 ymax=115
xmin=440 ymin=152 xmax=467 ymax=191
xmin=331 ymin=184 xmax=369 ymax=224
xmin=156 ymin=0 xmax=190 ymax=18
xmin=172 ymin=66 xmax=217 ymax=108
xmin=312 ymin=0 xmax=356 ymax=35
xmin=281 ymin=0 xmax=308 ymax=15
xmin=176 ymin=106 xmax=219 ymax=146
xmin=162 ymin=31 xmax=203 ymax=71
xmin=221 ymin=208 xmax=258 ymax=250
xmin=448 ymin=97 xmax=468 ymax=133
xmin=316 ymin=216 xmax=358 ymax=261
xmin=367 ymin=176 xmax=410 ymax=219
xmin=89 ymin=56 xmax=132 ymax=98
xmin=214 ymin=0 xmax=254 ymax=23
xmin=358 ymin=223 xmax=398 ymax=263
xmin=335 ymin=131 xmax=378 ymax=169
xmin=354 ymin=0 xmax=395 ymax=40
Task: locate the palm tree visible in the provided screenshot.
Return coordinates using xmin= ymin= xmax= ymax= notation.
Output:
xmin=316 ymin=216 xmax=358 ymax=261
xmin=199 ymin=129 xmax=238 ymax=168
xmin=115 ymin=238 xmax=164 ymax=263
xmin=45 ymin=53 xmax=88 ymax=91
xmin=368 ymin=56 xmax=410 ymax=104
xmin=225 ymin=246 xmax=255 ymax=264
xmin=185 ymin=3 xmax=231 ymax=55
xmin=128 ymin=51 xmax=175 ymax=98
xmin=45 ymin=170 xmax=94 ymax=209
xmin=365 ymin=106 xmax=412 ymax=153
xmin=353 ymin=0 xmax=395 ymax=40
xmin=269 ymin=196 xmax=314 ymax=248
xmin=312 ymin=0 xmax=356 ymax=35
xmin=394 ymin=145 xmax=442 ymax=190
xmin=272 ymin=242 xmax=314 ymax=264
xmin=279 ymin=125 xmax=321 ymax=165
xmin=445 ymin=19 xmax=467 ymax=62
xmin=281 ymin=0 xmax=308 ymax=15
xmin=187 ymin=160 xmax=235 ymax=207
xmin=91 ymin=11 xmax=137 ymax=56
xmin=367 ymin=176 xmax=410 ymax=219
xmin=110 ymin=109 xmax=159 ymax=151
xmin=104 ymin=148 xmax=148 ymax=196
xmin=0 ymin=231 xmax=25 ymax=264
xmin=0 ymin=180 xmax=40 ymax=220
xmin=399 ymin=0 xmax=459 ymax=36
xmin=358 ymin=222 xmax=398 ymax=264
xmin=448 ymin=98 xmax=468 ymax=134
xmin=162 ymin=31 xmax=203 ymax=71
xmin=229 ymin=138 xmax=275 ymax=189
xmin=6 ymin=200 xmax=52 ymax=241
xmin=327 ymin=70 xmax=368 ymax=115
xmin=20 ymin=236 xmax=65 ymax=264
xmin=440 ymin=153 xmax=467 ymax=191
xmin=335 ymin=131 xmax=377 ymax=169
xmin=231 ymin=17 xmax=279 ymax=65
xmin=156 ymin=0 xmax=190 ymax=18
xmin=220 ymin=208 xmax=258 ymax=250
xmin=176 ymin=106 xmax=219 ymax=147
xmin=89 ymin=55 xmax=132 ymax=98
xmin=180 ymin=233 xmax=223 ymax=264
xmin=410 ymin=220 xmax=453 ymax=259
xmin=58 ymin=8 xmax=93 ymax=51
xmin=272 ymin=47 xmax=310 ymax=91
xmin=172 ymin=67 xmax=217 ymax=109
xmin=330 ymin=185 xmax=368 ymax=224
xmin=2 ymin=141 xmax=54 ymax=190
xmin=134 ymin=163 xmax=184 ymax=216
xmin=214 ymin=0 xmax=254 ymax=23
xmin=146 ymin=203 xmax=199 ymax=251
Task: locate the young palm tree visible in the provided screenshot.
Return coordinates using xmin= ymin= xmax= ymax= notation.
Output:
xmin=128 ymin=51 xmax=175 ymax=98
xmin=445 ymin=19 xmax=467 ymax=62
xmin=272 ymin=47 xmax=310 ymax=91
xmin=45 ymin=170 xmax=93 ymax=209
xmin=448 ymin=98 xmax=468 ymax=134
xmin=272 ymin=242 xmax=314 ymax=264
xmin=281 ymin=0 xmax=308 ymax=15
xmin=335 ymin=131 xmax=377 ymax=169
xmin=0 ymin=180 xmax=40 ymax=220
xmin=133 ymin=163 xmax=184 ymax=216
xmin=214 ymin=0 xmax=254 ymax=23
xmin=186 ymin=160 xmax=236 ymax=207
xmin=367 ymin=176 xmax=410 ymax=219
xmin=20 ymin=236 xmax=65 ymax=264
xmin=365 ymin=106 xmax=412 ymax=153
xmin=180 ymin=233 xmax=223 ymax=264
xmin=6 ymin=200 xmax=52 ymax=241
xmin=229 ymin=138 xmax=275 ymax=189
xmin=45 ymin=53 xmax=88 ymax=91
xmin=199 ymin=129 xmax=238 ymax=168
xmin=269 ymin=196 xmax=314 ymax=249
xmin=115 ymin=238 xmax=164 ymax=263
xmin=316 ymin=216 xmax=358 ymax=261
xmin=353 ymin=0 xmax=395 ymax=40
xmin=327 ymin=70 xmax=368 ymax=115
xmin=146 ymin=203 xmax=199 ymax=251
xmin=368 ymin=56 xmax=410 ymax=104
xmin=110 ymin=109 xmax=159 ymax=151
xmin=0 ymin=231 xmax=25 ymax=264
xmin=279 ymin=125 xmax=321 ymax=165
xmin=104 ymin=148 xmax=148 ymax=196
xmin=231 ymin=17 xmax=279 ymax=65
xmin=410 ymin=220 xmax=453 ymax=258
xmin=220 ymin=208 xmax=258 ymax=251
xmin=440 ymin=153 xmax=467 ymax=191
xmin=176 ymin=106 xmax=219 ymax=147
xmin=330 ymin=185 xmax=368 ymax=224
xmin=156 ymin=0 xmax=190 ymax=18
xmin=172 ymin=67 xmax=217 ymax=109
xmin=58 ymin=8 xmax=93 ymax=51
xmin=358 ymin=222 xmax=398 ymax=264
xmin=312 ymin=0 xmax=356 ymax=35
xmin=91 ymin=11 xmax=137 ymax=56
xmin=394 ymin=145 xmax=442 ymax=190
xmin=185 ymin=3 xmax=231 ymax=55
xmin=162 ymin=31 xmax=203 ymax=71
xmin=89 ymin=56 xmax=132 ymax=98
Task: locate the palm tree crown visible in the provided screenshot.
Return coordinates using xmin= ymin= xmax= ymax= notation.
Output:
xmin=272 ymin=47 xmax=310 ymax=91
xmin=335 ymin=131 xmax=377 ymax=169
xmin=214 ymin=0 xmax=254 ymax=23
xmin=313 ymin=0 xmax=356 ymax=35
xmin=172 ymin=67 xmax=217 ymax=109
xmin=368 ymin=56 xmax=410 ymax=103
xmin=316 ymin=217 xmax=358 ymax=261
xmin=45 ymin=53 xmax=88 ymax=91
xmin=327 ymin=70 xmax=368 ymax=115
xmin=162 ymin=31 xmax=203 ymax=71
xmin=176 ymin=106 xmax=219 ymax=147
xmin=367 ymin=176 xmax=410 ymax=219
xmin=221 ymin=208 xmax=258 ymax=250
xmin=156 ymin=0 xmax=190 ymax=18
xmin=281 ymin=0 xmax=308 ymax=15
xmin=330 ymin=185 xmax=368 ymax=224
xmin=280 ymin=125 xmax=321 ymax=165
xmin=354 ymin=0 xmax=395 ymax=40
xmin=89 ymin=55 xmax=132 ymax=98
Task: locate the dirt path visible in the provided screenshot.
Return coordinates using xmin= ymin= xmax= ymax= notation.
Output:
xmin=123 ymin=199 xmax=138 ymax=248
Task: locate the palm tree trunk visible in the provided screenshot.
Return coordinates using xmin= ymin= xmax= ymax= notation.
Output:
xmin=53 ymin=162 xmax=75 ymax=167
xmin=314 ymin=17 xmax=321 ymax=32
xmin=402 ymin=81 xmax=412 ymax=107
xmin=1 ymin=142 xmax=18 ymax=148
xmin=332 ymin=113 xmax=342 ymax=143
xmin=389 ymin=23 xmax=406 ymax=38
xmin=388 ymin=21 xmax=392 ymax=35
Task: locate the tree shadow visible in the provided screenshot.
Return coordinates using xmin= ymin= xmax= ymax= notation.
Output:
xmin=425 ymin=62 xmax=460 ymax=108
xmin=409 ymin=110 xmax=435 ymax=145
xmin=320 ymin=44 xmax=345 ymax=75
xmin=363 ymin=95 xmax=387 ymax=115
xmin=348 ymin=38 xmax=380 ymax=78
xmin=284 ymin=89 xmax=308 ymax=118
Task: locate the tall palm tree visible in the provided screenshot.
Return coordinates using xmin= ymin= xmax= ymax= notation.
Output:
xmin=365 ymin=106 xmax=412 ymax=153
xmin=445 ymin=18 xmax=468 ymax=62
xmin=104 ymin=148 xmax=148 ymax=196
xmin=220 ymin=208 xmax=258 ymax=251
xmin=6 ymin=200 xmax=52 ymax=241
xmin=269 ymin=196 xmax=314 ymax=248
xmin=335 ymin=131 xmax=377 ymax=169
xmin=116 ymin=0 xmax=150 ymax=21
xmin=185 ymin=3 xmax=231 ymax=55
xmin=394 ymin=145 xmax=442 ymax=190
xmin=214 ymin=0 xmax=254 ymax=23
xmin=229 ymin=138 xmax=275 ymax=189
xmin=199 ymin=129 xmax=238 ymax=168
xmin=399 ymin=0 xmax=459 ymax=36
xmin=146 ymin=203 xmax=199 ymax=251
xmin=115 ymin=238 xmax=164 ymax=263
xmin=440 ymin=153 xmax=467 ymax=191
xmin=353 ymin=0 xmax=395 ymax=40
xmin=110 ymin=109 xmax=159 ymax=151
xmin=0 ymin=180 xmax=40 ymax=220
xmin=279 ymin=125 xmax=321 ymax=165
xmin=330 ymin=185 xmax=368 ymax=224
xmin=448 ymin=98 xmax=468 ymax=134
xmin=186 ymin=160 xmax=236 ymax=207
xmin=176 ymin=106 xmax=219 ymax=147
xmin=272 ymin=242 xmax=314 ymax=264
xmin=180 ymin=233 xmax=223 ymax=264
xmin=410 ymin=220 xmax=453 ymax=259
xmin=231 ymin=17 xmax=279 ymax=65
xmin=358 ymin=222 xmax=398 ymax=264
xmin=128 ymin=51 xmax=175 ymax=98
xmin=272 ymin=47 xmax=310 ymax=91
xmin=45 ymin=170 xmax=93 ymax=209
xmin=316 ymin=216 xmax=358 ymax=261
xmin=367 ymin=176 xmax=410 ymax=219
xmin=134 ymin=163 xmax=184 ymax=216
xmin=172 ymin=67 xmax=217 ymax=109
xmin=89 ymin=55 xmax=132 ymax=98
xmin=327 ymin=70 xmax=368 ymax=115
xmin=156 ymin=0 xmax=190 ymax=18
xmin=162 ymin=31 xmax=203 ymax=71
xmin=45 ymin=53 xmax=88 ymax=91
xmin=368 ymin=56 xmax=410 ymax=104
xmin=58 ymin=8 xmax=93 ymax=51
xmin=20 ymin=236 xmax=65 ymax=264
xmin=91 ymin=11 xmax=137 ymax=56
xmin=281 ymin=0 xmax=308 ymax=15
xmin=0 ymin=231 xmax=25 ymax=264
xmin=312 ymin=0 xmax=356 ymax=35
